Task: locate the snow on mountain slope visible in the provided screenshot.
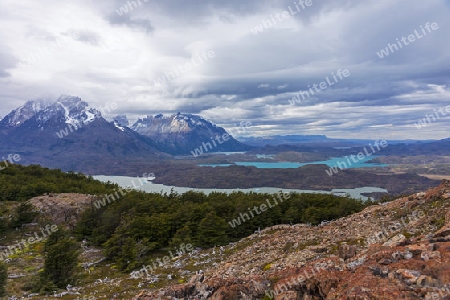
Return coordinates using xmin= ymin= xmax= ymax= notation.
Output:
xmin=130 ymin=113 xmax=251 ymax=155
xmin=0 ymin=99 xmax=50 ymax=130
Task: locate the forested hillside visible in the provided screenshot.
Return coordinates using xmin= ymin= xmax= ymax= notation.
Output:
xmin=0 ymin=164 xmax=373 ymax=297
xmin=76 ymin=189 xmax=371 ymax=272
xmin=0 ymin=165 xmax=118 ymax=201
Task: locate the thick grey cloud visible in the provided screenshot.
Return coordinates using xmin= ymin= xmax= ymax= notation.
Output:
xmin=0 ymin=0 xmax=449 ymax=139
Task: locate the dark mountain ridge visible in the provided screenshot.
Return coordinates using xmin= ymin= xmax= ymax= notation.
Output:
xmin=0 ymin=95 xmax=254 ymax=172
xmin=130 ymin=113 xmax=251 ymax=155
xmin=0 ymin=96 xmax=168 ymax=172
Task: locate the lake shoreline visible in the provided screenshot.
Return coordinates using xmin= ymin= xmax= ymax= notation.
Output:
xmin=93 ymin=175 xmax=388 ymax=200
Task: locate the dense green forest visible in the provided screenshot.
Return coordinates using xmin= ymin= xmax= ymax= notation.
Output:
xmin=1 ymin=164 xmax=373 ymax=274
xmin=76 ymin=190 xmax=371 ymax=271
xmin=0 ymin=164 xmax=118 ymax=201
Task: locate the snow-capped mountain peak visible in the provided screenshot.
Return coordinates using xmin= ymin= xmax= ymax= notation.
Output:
xmin=0 ymin=96 xmax=166 ymax=171
xmin=129 ymin=112 xmax=250 ymax=155
xmin=0 ymin=99 xmax=50 ymax=128
xmin=55 ymin=98 xmax=100 ymax=126
xmin=130 ymin=113 xmax=216 ymax=134
xmin=113 ymin=115 xmax=130 ymax=128
xmin=0 ymin=95 xmax=104 ymax=133
xmin=52 ymin=95 xmax=101 ymax=125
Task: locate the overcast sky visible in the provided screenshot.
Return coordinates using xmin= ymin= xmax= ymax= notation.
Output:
xmin=0 ymin=0 xmax=449 ymax=139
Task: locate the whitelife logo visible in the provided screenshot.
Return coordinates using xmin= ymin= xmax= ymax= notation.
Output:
xmin=190 ymin=121 xmax=252 ymax=157
xmin=251 ymin=0 xmax=313 ymax=35
xmin=288 ymin=69 xmax=350 ymax=105
xmin=366 ymin=209 xmax=425 ymax=245
xmin=414 ymin=104 xmax=450 ymax=129
xmin=130 ymin=243 xmax=194 ymax=279
xmin=0 ymin=224 xmax=58 ymax=261
xmin=228 ymin=191 xmax=290 ymax=228
xmin=93 ymin=173 xmax=155 ymax=209
xmin=116 ymin=0 xmax=149 ymax=16
xmin=0 ymin=154 xmax=21 ymax=171
xmin=325 ymin=140 xmax=388 ymax=176
xmin=376 ymin=22 xmax=439 ymax=59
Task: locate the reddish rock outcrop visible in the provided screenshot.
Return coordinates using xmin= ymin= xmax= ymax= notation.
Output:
xmin=135 ymin=180 xmax=450 ymax=299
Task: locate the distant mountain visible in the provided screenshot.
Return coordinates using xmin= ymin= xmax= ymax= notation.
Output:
xmin=238 ymin=135 xmax=436 ymax=148
xmin=379 ymin=138 xmax=450 ymax=156
xmin=130 ymin=113 xmax=251 ymax=155
xmin=113 ymin=114 xmax=130 ymax=127
xmin=0 ymin=95 xmax=168 ymax=173
xmin=0 ymin=99 xmax=50 ymax=135
xmin=239 ymin=135 xmax=330 ymax=147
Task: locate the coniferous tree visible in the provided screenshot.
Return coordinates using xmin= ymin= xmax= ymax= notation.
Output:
xmin=196 ymin=212 xmax=229 ymax=247
xmin=40 ymin=230 xmax=79 ymax=289
xmin=13 ymin=202 xmax=37 ymax=227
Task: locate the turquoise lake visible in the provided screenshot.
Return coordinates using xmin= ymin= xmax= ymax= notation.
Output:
xmin=199 ymin=156 xmax=388 ymax=169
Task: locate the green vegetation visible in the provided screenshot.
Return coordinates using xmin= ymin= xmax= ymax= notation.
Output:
xmin=76 ymin=190 xmax=371 ymax=272
xmin=431 ymin=216 xmax=446 ymax=229
xmin=402 ymin=230 xmax=413 ymax=239
xmin=35 ymin=230 xmax=80 ymax=292
xmin=262 ymin=263 xmax=272 ymax=271
xmin=13 ymin=202 xmax=38 ymax=227
xmin=1 ymin=165 xmax=373 ymax=277
xmin=0 ymin=164 xmax=118 ymax=202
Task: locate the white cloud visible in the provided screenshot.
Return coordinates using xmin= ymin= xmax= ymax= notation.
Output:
xmin=0 ymin=0 xmax=449 ymax=139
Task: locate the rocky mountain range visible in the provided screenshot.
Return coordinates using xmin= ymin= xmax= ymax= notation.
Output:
xmin=0 ymin=96 xmax=166 ymax=172
xmin=130 ymin=113 xmax=250 ymax=155
xmin=0 ymin=96 xmax=250 ymax=172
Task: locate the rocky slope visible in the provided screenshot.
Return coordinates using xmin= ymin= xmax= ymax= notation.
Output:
xmin=136 ymin=180 xmax=450 ymax=299
xmin=28 ymin=193 xmax=96 ymax=230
